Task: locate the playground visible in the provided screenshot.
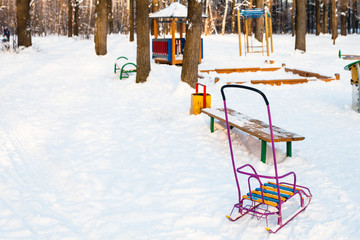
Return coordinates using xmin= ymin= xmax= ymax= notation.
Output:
xmin=0 ymin=34 xmax=360 ymax=239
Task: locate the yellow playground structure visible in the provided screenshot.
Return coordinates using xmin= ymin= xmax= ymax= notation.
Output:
xmin=236 ymin=6 xmax=273 ymax=57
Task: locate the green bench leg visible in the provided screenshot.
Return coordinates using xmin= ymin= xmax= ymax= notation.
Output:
xmin=210 ymin=117 xmax=214 ymax=133
xmin=261 ymin=140 xmax=267 ymax=163
xmin=286 ymin=142 xmax=292 ymax=157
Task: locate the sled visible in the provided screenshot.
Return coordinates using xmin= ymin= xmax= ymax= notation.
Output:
xmin=222 ymin=85 xmax=312 ymax=233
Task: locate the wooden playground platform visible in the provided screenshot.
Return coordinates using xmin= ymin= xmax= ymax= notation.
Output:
xmin=199 ymin=66 xmax=338 ymax=86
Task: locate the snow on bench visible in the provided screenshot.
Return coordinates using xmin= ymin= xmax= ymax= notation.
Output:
xmin=201 ymin=107 xmax=305 ymax=163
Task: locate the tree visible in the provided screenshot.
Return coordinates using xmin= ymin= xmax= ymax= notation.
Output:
xmin=221 ymin=0 xmax=229 ymax=35
xmin=94 ymin=0 xmax=108 ymax=55
xmin=316 ymin=0 xmax=321 ymax=35
xmin=16 ymin=0 xmax=31 ymax=47
xmin=322 ymin=0 xmax=328 ymax=33
xmin=292 ymin=0 xmax=296 ymax=36
xmin=231 ymin=0 xmax=236 ymax=33
xmin=107 ymin=0 xmax=113 ymax=34
xmin=129 ymin=0 xmax=134 ymax=42
xmin=73 ymin=0 xmax=80 ymax=36
xmin=352 ymin=0 xmax=358 ymax=33
xmin=181 ymin=0 xmax=203 ymax=88
xmin=340 ymin=0 xmax=347 ymax=35
xmin=295 ymin=0 xmax=306 ymax=51
xmin=331 ymin=0 xmax=338 ymax=44
xmin=67 ymin=0 xmax=73 ymax=37
xmin=255 ymin=0 xmax=264 ymax=41
xmin=135 ymin=0 xmax=150 ymax=83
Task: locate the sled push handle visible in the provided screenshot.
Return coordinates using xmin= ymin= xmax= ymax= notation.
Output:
xmin=220 ymin=84 xmax=269 ymax=105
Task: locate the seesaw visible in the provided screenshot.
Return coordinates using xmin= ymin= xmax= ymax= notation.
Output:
xmin=339 ymin=50 xmax=360 ymax=60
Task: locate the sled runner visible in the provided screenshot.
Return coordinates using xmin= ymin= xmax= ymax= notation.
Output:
xmin=222 ymin=85 xmax=312 ymax=233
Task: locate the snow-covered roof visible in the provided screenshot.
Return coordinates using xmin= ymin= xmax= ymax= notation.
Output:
xmin=149 ymin=2 xmax=207 ymax=19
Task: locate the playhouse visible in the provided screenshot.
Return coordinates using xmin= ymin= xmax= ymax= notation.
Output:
xmin=149 ymin=2 xmax=205 ymax=65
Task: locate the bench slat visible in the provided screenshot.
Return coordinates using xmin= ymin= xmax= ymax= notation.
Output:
xmin=201 ymin=108 xmax=304 ymax=143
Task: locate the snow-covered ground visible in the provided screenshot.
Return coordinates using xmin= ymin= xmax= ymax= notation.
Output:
xmin=0 ymin=33 xmax=359 ymax=239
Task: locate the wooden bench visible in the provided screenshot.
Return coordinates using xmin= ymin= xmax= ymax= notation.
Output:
xmin=114 ymin=56 xmax=137 ymax=80
xmin=201 ymin=108 xmax=305 ymax=163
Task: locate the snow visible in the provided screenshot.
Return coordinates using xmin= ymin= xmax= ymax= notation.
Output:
xmin=0 ymin=33 xmax=360 ymax=239
xmin=149 ymin=2 xmax=188 ymax=19
xmin=149 ymin=2 xmax=207 ymax=19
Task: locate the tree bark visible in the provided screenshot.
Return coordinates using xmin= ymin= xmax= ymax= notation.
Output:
xmin=204 ymin=0 xmax=210 ymax=35
xmin=316 ymin=0 xmax=321 ymax=35
xmin=16 ymin=0 xmax=32 ymax=47
xmin=136 ymin=0 xmax=151 ymax=83
xmin=181 ymin=0 xmax=202 ymax=88
xmin=292 ymin=0 xmax=296 ymax=36
xmin=108 ymin=0 xmax=113 ymax=34
xmin=68 ymin=0 xmax=73 ymax=37
xmin=331 ymin=0 xmax=337 ymax=44
xmin=255 ymin=0 xmax=264 ymax=41
xmin=352 ymin=0 xmax=358 ymax=33
xmin=73 ymin=0 xmax=79 ymax=36
xmin=94 ymin=0 xmax=108 ymax=55
xmin=129 ymin=0 xmax=134 ymax=42
xmin=231 ymin=0 xmax=236 ymax=33
xmin=322 ymin=0 xmax=328 ymax=33
xmin=221 ymin=0 xmax=229 ymax=35
xmin=295 ymin=0 xmax=306 ymax=51
xmin=340 ymin=0 xmax=347 ymax=35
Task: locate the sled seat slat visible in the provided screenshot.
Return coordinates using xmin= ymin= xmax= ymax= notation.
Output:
xmin=256 ymin=188 xmax=291 ymax=199
xmin=266 ymin=182 xmax=301 ymax=192
xmin=262 ymin=185 xmax=294 ymax=196
xmin=251 ymin=190 xmax=287 ymax=201
xmin=243 ymin=182 xmax=299 ymax=207
xmin=242 ymin=195 xmax=278 ymax=207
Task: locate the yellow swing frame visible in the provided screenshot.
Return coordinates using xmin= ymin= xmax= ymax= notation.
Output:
xmin=237 ymin=7 xmax=273 ymax=57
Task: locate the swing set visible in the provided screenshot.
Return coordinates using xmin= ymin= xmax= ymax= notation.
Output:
xmin=236 ymin=6 xmax=273 ymax=56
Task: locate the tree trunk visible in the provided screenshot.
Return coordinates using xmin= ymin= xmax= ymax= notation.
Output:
xmin=331 ymin=0 xmax=337 ymax=44
xmin=108 ymin=0 xmax=113 ymax=34
xmin=181 ymin=0 xmax=202 ymax=88
xmin=255 ymin=0 xmax=264 ymax=42
xmin=295 ymin=0 xmax=306 ymax=51
xmin=322 ymin=0 xmax=328 ymax=33
xmin=73 ymin=0 xmax=79 ymax=36
xmin=16 ymin=0 xmax=32 ymax=47
xmin=285 ymin=0 xmax=288 ymax=33
xmin=136 ymin=0 xmax=151 ymax=83
xmin=204 ymin=0 xmax=210 ymax=35
xmin=353 ymin=0 xmax=358 ymax=33
xmin=340 ymin=0 xmax=347 ymax=35
xmin=292 ymin=0 xmax=296 ymax=36
xmin=94 ymin=0 xmax=108 ymax=55
xmin=306 ymin=0 xmax=310 ymax=33
xmin=231 ymin=0 xmax=236 ymax=33
xmin=208 ymin=1 xmax=217 ymax=34
xmin=221 ymin=0 xmax=229 ymax=35
xmin=68 ymin=0 xmax=73 ymax=37
xmin=316 ymin=0 xmax=321 ymax=35
xmin=129 ymin=0 xmax=134 ymax=42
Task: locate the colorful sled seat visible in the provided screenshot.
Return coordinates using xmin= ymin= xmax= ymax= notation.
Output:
xmin=222 ymin=85 xmax=312 ymax=233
